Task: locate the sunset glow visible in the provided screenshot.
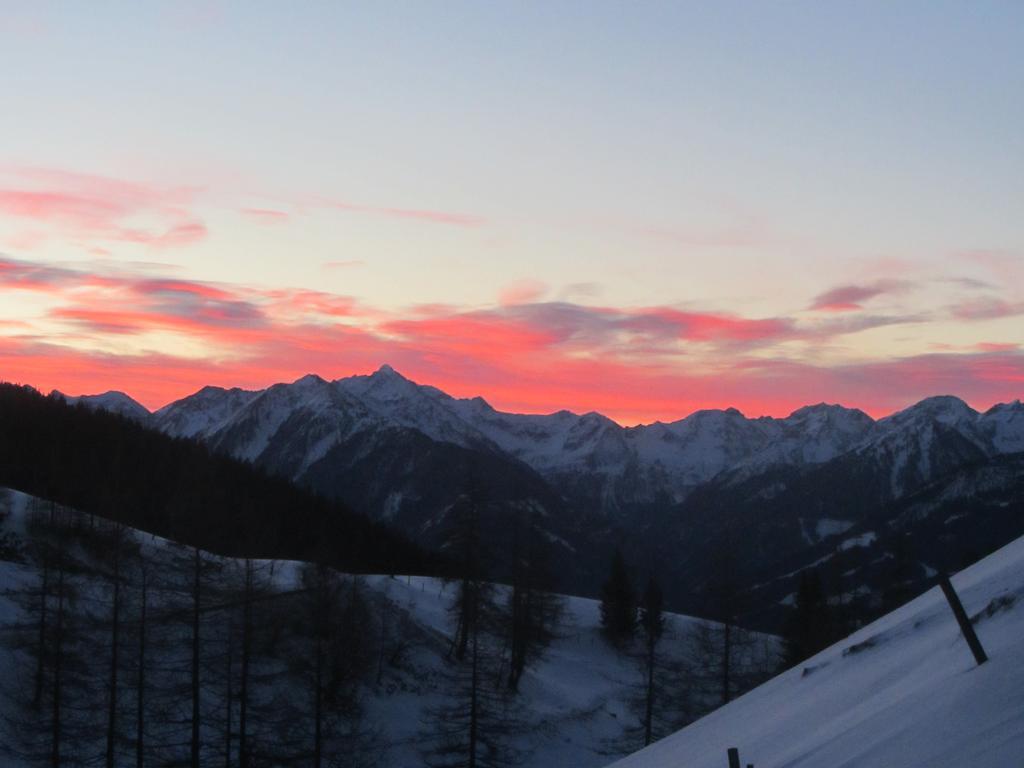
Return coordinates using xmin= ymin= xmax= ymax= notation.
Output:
xmin=1 ymin=3 xmax=1022 ymax=424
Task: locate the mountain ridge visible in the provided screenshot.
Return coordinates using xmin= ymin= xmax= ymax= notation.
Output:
xmin=49 ymin=363 xmax=1018 ymax=428
xmin=45 ymin=365 xmax=1024 ymax=629
xmin=52 ymin=366 xmax=1023 ymax=515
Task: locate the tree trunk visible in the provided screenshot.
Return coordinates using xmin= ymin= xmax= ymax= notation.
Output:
xmin=313 ymin=567 xmax=325 ymax=768
xmin=224 ymin=621 xmax=233 ymax=768
xmin=50 ymin=564 xmax=64 ymax=768
xmin=644 ymin=638 xmax=655 ymax=746
xmin=191 ymin=547 xmax=201 ymax=768
xmin=469 ymin=621 xmax=479 ymax=768
xmin=313 ymin=631 xmax=323 ymax=768
xmin=106 ymin=533 xmax=122 ymax=768
xmin=34 ymin=556 xmax=49 ymax=708
xmin=137 ymin=568 xmax=147 ymax=768
xmin=722 ymin=622 xmax=732 ymax=705
xmin=239 ymin=560 xmax=252 ymax=767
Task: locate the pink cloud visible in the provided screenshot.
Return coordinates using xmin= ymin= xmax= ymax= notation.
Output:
xmin=2 ymin=256 xmax=1022 ymax=423
xmin=329 ymin=200 xmax=484 ymax=227
xmin=240 ymin=208 xmax=289 ymax=222
xmin=976 ymin=342 xmax=1018 ymax=352
xmin=809 ymin=280 xmax=911 ymax=312
xmin=0 ymin=167 xmax=206 ymax=250
xmin=499 ymin=279 xmax=548 ymax=307
xmin=950 ymin=297 xmax=1024 ymax=321
xmin=624 ymin=307 xmax=795 ymax=344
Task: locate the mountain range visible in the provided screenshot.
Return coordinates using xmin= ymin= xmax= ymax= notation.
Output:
xmin=56 ymin=365 xmax=1024 ymax=629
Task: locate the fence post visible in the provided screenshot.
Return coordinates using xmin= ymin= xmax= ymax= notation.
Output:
xmin=938 ymin=574 xmax=988 ymax=666
xmin=727 ymin=747 xmax=740 ymax=768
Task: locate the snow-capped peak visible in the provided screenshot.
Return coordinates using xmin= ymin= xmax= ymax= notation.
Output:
xmin=882 ymin=395 xmax=978 ymax=428
xmin=292 ymin=373 xmax=328 ymax=387
xmin=81 ymin=365 xmax=1022 ymax=519
xmin=52 ymin=389 xmax=151 ymax=422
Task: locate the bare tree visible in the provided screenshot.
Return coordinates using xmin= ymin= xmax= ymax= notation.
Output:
xmin=503 ymin=512 xmax=564 ymax=692
xmin=421 ymin=595 xmax=523 ymax=768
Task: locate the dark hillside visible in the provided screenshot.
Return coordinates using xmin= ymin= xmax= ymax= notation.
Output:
xmin=0 ymin=383 xmax=438 ymax=576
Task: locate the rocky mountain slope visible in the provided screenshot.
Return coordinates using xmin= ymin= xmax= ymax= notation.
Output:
xmin=56 ymin=367 xmax=1024 ymax=628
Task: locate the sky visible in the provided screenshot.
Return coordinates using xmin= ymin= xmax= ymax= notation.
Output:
xmin=0 ymin=1 xmax=1022 ymax=425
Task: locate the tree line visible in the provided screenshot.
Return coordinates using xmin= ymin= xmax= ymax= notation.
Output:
xmin=597 ymin=548 xmax=778 ymax=754
xmin=0 ymin=383 xmax=437 ymax=577
xmin=2 ymin=497 xmax=388 ymax=767
xmin=0 ymin=491 xmax=579 ymax=768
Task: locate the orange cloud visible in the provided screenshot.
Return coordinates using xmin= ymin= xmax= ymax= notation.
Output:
xmin=2 ymin=256 xmax=1022 ymax=423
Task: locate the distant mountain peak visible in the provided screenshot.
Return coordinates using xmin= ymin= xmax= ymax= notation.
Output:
xmin=292 ymin=373 xmax=327 ymax=387
xmin=52 ymin=389 xmax=151 ymax=421
xmin=916 ymin=394 xmax=972 ymax=409
xmin=903 ymin=395 xmax=977 ymax=422
xmin=789 ymin=402 xmax=840 ymax=416
xmin=373 ymin=363 xmax=402 ymax=379
xmin=987 ymin=399 xmax=1023 ymax=414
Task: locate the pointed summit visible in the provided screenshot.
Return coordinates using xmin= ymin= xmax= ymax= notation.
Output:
xmin=366 ymin=363 xmax=416 ymax=387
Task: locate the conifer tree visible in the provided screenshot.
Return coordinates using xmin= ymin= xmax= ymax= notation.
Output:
xmin=1 ymin=501 xmax=96 ymax=766
xmin=504 ymin=511 xmax=564 ymax=691
xmin=280 ymin=564 xmax=377 ymax=768
xmin=638 ymin=577 xmax=665 ymax=746
xmin=784 ymin=568 xmax=832 ymax=666
xmin=422 ymin=578 xmax=522 ymax=768
xmin=600 ymin=549 xmax=636 ymax=645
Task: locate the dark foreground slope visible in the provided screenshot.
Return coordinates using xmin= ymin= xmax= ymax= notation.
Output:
xmin=0 ymin=383 xmax=436 ymax=575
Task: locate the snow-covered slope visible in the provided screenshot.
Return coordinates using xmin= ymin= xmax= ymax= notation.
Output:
xmin=0 ymin=487 xmax=777 ymax=768
xmin=152 ymin=384 xmax=259 ymax=439
xmin=144 ymin=367 xmax=887 ymax=512
xmin=609 ymin=532 xmax=1024 ymax=768
xmin=53 ymin=389 xmax=151 ymax=422
xmin=981 ymin=399 xmax=1024 ymax=454
xmin=62 ymin=368 xmax=1023 ymax=520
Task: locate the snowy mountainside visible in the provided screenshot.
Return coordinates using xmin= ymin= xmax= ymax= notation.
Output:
xmin=51 ymin=372 xmax=1024 ymax=512
xmin=49 ymin=369 xmax=1024 ymax=629
xmin=609 ymin=530 xmax=1024 ymax=768
xmin=62 ymin=369 xmax=1024 ymax=520
xmin=732 ymin=450 xmax=1024 ymax=629
xmin=980 ymin=399 xmax=1024 ymax=453
xmin=52 ymin=389 xmax=151 ymax=422
xmin=0 ymin=487 xmax=778 ymax=768
xmin=149 ymin=369 xmax=1024 ymax=511
xmin=151 ymin=384 xmax=258 ymax=439
xmin=148 ymin=368 xmax=886 ymax=511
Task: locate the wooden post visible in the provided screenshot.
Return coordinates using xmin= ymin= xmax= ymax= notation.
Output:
xmin=938 ymin=574 xmax=988 ymax=666
xmin=727 ymin=747 xmax=741 ymax=768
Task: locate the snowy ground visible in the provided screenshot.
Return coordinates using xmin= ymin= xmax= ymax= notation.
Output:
xmin=609 ymin=532 xmax=1024 ymax=768
xmin=0 ymin=487 xmax=774 ymax=768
